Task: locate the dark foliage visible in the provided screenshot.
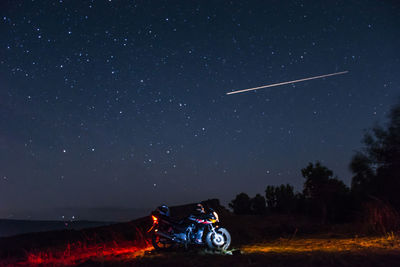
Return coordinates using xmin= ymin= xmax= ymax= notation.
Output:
xmin=228 ymin=101 xmax=400 ymax=227
xmin=229 ymin=193 xmax=251 ymax=214
xmin=301 ymin=162 xmax=351 ymax=223
xmin=229 ymin=193 xmax=267 ymax=215
xmin=265 ymin=184 xmax=298 ymax=213
xmin=361 ymin=198 xmax=400 ymax=234
xmin=250 ymin=194 xmax=266 ymax=214
xmin=350 ymin=101 xmax=400 ymax=210
xmin=231 ymin=163 xmax=351 ymax=223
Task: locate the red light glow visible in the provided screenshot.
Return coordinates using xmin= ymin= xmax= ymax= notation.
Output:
xmin=21 ymin=241 xmax=153 ymax=266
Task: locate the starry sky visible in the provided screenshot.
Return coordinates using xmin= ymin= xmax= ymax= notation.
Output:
xmin=1 ymin=0 xmax=399 ymax=221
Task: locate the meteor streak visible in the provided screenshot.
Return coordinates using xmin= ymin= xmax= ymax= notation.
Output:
xmin=226 ymin=71 xmax=349 ymax=95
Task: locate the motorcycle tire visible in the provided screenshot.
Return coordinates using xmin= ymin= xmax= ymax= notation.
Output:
xmin=205 ymin=227 xmax=231 ymax=251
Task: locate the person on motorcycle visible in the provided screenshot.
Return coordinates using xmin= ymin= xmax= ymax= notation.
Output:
xmin=156 ymin=204 xmax=170 ymax=217
xmin=191 ymin=203 xmax=207 ymax=244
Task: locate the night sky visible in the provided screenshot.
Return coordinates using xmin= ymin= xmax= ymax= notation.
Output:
xmin=1 ymin=1 xmax=399 ymax=221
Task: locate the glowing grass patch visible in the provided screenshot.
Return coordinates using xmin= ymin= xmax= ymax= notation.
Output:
xmin=242 ymin=235 xmax=400 ymax=254
xmin=22 ymin=242 xmax=153 ymax=266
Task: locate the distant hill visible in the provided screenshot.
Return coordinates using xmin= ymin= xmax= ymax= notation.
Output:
xmin=0 ymin=219 xmax=114 ymax=237
xmin=0 ymin=199 xmax=227 ymax=259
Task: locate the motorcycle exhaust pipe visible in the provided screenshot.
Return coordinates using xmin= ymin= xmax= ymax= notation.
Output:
xmin=155 ymin=230 xmax=173 ymax=240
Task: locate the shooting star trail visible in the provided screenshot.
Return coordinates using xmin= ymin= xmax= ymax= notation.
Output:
xmin=226 ymin=71 xmax=349 ymax=95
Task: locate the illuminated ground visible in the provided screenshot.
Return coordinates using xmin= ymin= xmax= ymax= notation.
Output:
xmin=242 ymin=234 xmax=400 ymax=253
xmin=4 ymin=235 xmax=399 ymax=266
xmin=1 ymin=211 xmax=400 ymax=266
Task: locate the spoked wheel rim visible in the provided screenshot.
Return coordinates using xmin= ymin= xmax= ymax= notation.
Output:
xmin=206 ymin=228 xmax=231 ymax=250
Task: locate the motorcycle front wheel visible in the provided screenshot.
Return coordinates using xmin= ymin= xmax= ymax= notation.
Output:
xmin=205 ymin=228 xmax=231 ymax=251
xmin=152 ymin=233 xmax=176 ymax=250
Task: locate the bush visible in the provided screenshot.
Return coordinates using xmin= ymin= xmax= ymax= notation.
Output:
xmin=362 ymin=198 xmax=400 ymax=234
xmin=229 ymin=193 xmax=251 ymax=214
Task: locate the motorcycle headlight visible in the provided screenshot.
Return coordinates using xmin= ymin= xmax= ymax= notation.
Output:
xmin=213 ymin=211 xmax=219 ymax=222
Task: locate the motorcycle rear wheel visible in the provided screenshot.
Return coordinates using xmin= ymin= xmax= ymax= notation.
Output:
xmin=205 ymin=228 xmax=231 ymax=251
xmin=152 ymin=233 xmax=176 ymax=250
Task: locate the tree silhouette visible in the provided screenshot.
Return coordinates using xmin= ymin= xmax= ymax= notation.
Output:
xmin=302 ymin=162 xmax=333 ymax=200
xmin=350 ymin=102 xmax=400 ymax=209
xmin=265 ymin=185 xmax=277 ymax=210
xmin=302 ymin=162 xmax=350 ymax=222
xmin=265 ymin=184 xmax=297 ymax=213
xmin=350 ymin=101 xmax=400 ymax=209
xmin=350 ymin=152 xmax=374 ymax=199
xmin=250 ymin=194 xmax=266 ymax=214
xmin=229 ymin=193 xmax=251 ymax=214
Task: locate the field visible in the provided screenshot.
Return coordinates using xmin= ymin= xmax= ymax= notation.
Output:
xmin=1 ymin=203 xmax=400 ymax=266
xmin=8 ymin=235 xmax=400 ymax=266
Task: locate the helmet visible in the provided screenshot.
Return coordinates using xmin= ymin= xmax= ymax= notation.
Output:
xmin=195 ymin=203 xmax=205 ymax=213
xmin=157 ymin=205 xmax=170 ymax=217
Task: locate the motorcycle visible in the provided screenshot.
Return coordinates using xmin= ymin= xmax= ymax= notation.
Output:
xmin=148 ymin=205 xmax=231 ymax=251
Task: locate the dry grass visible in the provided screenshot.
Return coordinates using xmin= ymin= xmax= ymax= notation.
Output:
xmin=3 ymin=234 xmax=400 ymax=266
xmin=23 ymin=243 xmax=153 ymax=266
xmin=242 ymin=233 xmax=400 ymax=254
xmin=2 ymin=209 xmax=400 ymax=266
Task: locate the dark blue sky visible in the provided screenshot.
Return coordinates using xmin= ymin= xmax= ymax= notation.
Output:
xmin=1 ymin=0 xmax=399 ymax=221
